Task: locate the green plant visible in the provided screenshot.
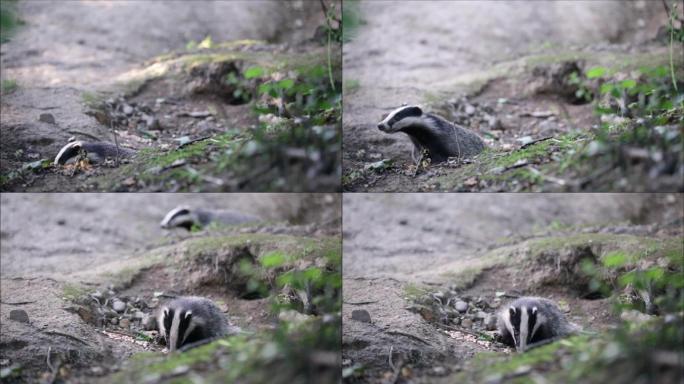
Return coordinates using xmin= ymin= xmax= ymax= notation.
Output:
xmin=1 ymin=79 xmax=18 ymax=94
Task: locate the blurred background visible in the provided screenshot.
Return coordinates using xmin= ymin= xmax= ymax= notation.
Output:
xmin=0 ymin=193 xmax=340 ymax=277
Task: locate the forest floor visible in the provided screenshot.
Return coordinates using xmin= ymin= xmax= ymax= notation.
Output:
xmin=0 ymin=194 xmax=341 ymax=383
xmin=0 ymin=1 xmax=340 ymax=192
xmin=341 ymin=194 xmax=684 ymax=383
xmin=342 ymin=0 xmax=681 ymax=192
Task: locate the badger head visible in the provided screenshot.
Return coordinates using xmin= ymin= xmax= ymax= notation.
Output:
xmin=158 ymin=305 xmax=199 ymax=352
xmin=377 ymin=105 xmax=424 ymax=133
xmin=160 ymin=206 xmax=197 ymax=231
xmin=54 ymin=140 xmax=86 ymax=165
xmin=501 ymin=303 xmax=546 ymax=352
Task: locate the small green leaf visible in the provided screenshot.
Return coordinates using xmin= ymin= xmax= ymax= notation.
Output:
xmin=261 ymin=251 xmax=287 ymax=268
xmin=278 ymin=78 xmax=295 ymax=90
xmin=621 ymin=79 xmax=637 ymax=89
xmin=586 ymin=67 xmax=607 ymax=79
xmin=198 ymin=35 xmax=213 ymax=49
xmin=603 ymin=251 xmax=628 ymax=268
xmin=244 ymin=66 xmax=264 ymax=79
xmin=600 ymin=83 xmax=614 ymax=95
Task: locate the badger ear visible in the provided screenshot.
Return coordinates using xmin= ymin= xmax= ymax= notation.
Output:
xmin=184 ymin=311 xmax=193 ymax=321
xmin=531 ymin=307 xmax=538 ymax=315
xmin=509 ymin=306 xmax=516 ymax=316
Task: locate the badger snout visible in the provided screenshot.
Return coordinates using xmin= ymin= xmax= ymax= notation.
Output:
xmin=377 ymin=122 xmax=389 ymax=131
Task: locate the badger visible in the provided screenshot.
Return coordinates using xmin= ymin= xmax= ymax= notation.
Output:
xmin=160 ymin=206 xmax=262 ymax=231
xmin=497 ymin=296 xmax=579 ymax=352
xmin=158 ymin=296 xmax=239 ymax=352
xmin=54 ymin=140 xmax=135 ymax=165
xmin=377 ymin=105 xmax=485 ymax=165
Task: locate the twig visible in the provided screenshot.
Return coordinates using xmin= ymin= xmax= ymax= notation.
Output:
xmin=388 ymin=345 xmax=396 ymax=371
xmin=387 ymin=330 xmax=432 ymax=346
xmin=520 ymin=136 xmax=553 ymax=149
xmin=435 ymin=322 xmax=487 ymax=338
xmin=46 ymin=346 xmax=54 ymax=373
xmin=343 ymin=300 xmax=379 ymax=305
xmin=45 ymin=330 xmax=90 ymax=345
xmin=387 ymin=346 xmax=404 ymax=384
xmin=0 ymin=300 xmax=36 ymax=305
xmin=319 ymin=0 xmax=336 ymax=92
xmin=111 ymin=119 xmax=120 ymax=166
xmin=46 ymin=346 xmax=60 ymax=384
xmin=177 ymin=136 xmax=211 ymax=149
xmin=66 ymin=130 xmax=102 ymax=142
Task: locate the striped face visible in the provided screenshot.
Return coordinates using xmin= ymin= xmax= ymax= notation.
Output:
xmin=54 ymin=141 xmax=84 ymax=165
xmin=377 ymin=105 xmax=423 ymax=132
xmin=160 ymin=307 xmax=195 ymax=352
xmin=160 ymin=207 xmax=193 ymax=230
xmin=504 ymin=305 xmax=540 ymax=352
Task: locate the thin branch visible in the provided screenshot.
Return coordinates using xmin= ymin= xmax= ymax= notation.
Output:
xmin=111 ymin=119 xmax=120 ymax=166
xmin=388 ymin=345 xmax=396 ymax=371
xmin=386 ymin=330 xmax=432 ymax=346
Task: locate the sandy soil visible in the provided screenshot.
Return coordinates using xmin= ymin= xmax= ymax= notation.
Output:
xmin=341 ymin=193 xmax=683 ymax=381
xmin=0 ymin=193 xmax=341 ymax=382
xmin=0 ymin=0 xmax=329 ymax=191
xmin=0 ymin=193 xmax=327 ymax=278
xmin=342 ymin=0 xmax=668 ymax=191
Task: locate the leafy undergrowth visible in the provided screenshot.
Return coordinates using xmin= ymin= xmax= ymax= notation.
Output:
xmin=92 ymin=40 xmax=341 ymax=192
xmin=2 ymin=22 xmax=342 ymax=191
xmin=343 ymin=46 xmax=683 ymax=192
xmin=440 ymin=226 xmax=684 ymax=384
xmin=457 ymin=317 xmax=683 ymax=384
xmin=99 ymin=231 xmax=342 ymax=384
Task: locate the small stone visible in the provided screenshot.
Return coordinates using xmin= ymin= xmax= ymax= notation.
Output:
xmin=485 ymin=315 xmax=497 ymax=331
xmin=476 ymin=311 xmax=488 ymax=320
xmin=123 ymin=177 xmax=137 ymax=187
xmin=465 ymin=104 xmax=476 ymax=116
xmin=91 ymin=290 xmax=103 ymax=299
xmin=133 ymin=311 xmax=145 ymax=320
xmin=351 ymin=309 xmax=371 ymax=323
xmin=432 ymin=366 xmax=447 ymax=376
xmin=123 ymin=105 xmax=134 ymax=116
xmin=110 ymin=318 xmax=118 ymax=325
xmin=142 ymin=315 xmax=157 ymax=331
xmin=9 ymin=309 xmax=29 ymax=323
xmin=454 ymin=301 xmax=468 ymax=313
xmin=495 ymin=291 xmax=506 ymax=298
xmin=461 ymin=318 xmax=473 ymax=328
xmin=148 ymin=298 xmax=159 ymax=308
xmin=39 ymin=113 xmax=55 ymax=124
xmin=119 ymin=318 xmax=130 ymax=329
xmin=112 ymin=300 xmax=126 ymax=313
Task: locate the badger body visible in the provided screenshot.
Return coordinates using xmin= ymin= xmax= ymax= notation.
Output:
xmin=497 ymin=296 xmax=578 ymax=352
xmin=54 ymin=141 xmax=135 ymax=165
xmin=160 ymin=206 xmax=262 ymax=230
xmin=377 ymin=105 xmax=485 ymax=165
xmin=157 ymin=296 xmax=238 ymax=352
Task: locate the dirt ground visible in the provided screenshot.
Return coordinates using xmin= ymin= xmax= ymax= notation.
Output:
xmin=0 ymin=0 xmax=332 ymax=191
xmin=342 ymin=0 xmax=671 ymax=191
xmin=0 ymin=193 xmax=341 ymax=382
xmin=341 ymin=193 xmax=683 ymax=382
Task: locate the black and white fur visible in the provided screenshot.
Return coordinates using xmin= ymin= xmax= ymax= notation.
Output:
xmin=160 ymin=206 xmax=261 ymax=231
xmin=497 ymin=297 xmax=578 ymax=352
xmin=54 ymin=140 xmax=135 ymax=165
xmin=377 ymin=105 xmax=485 ymax=165
xmin=158 ymin=296 xmax=238 ymax=352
